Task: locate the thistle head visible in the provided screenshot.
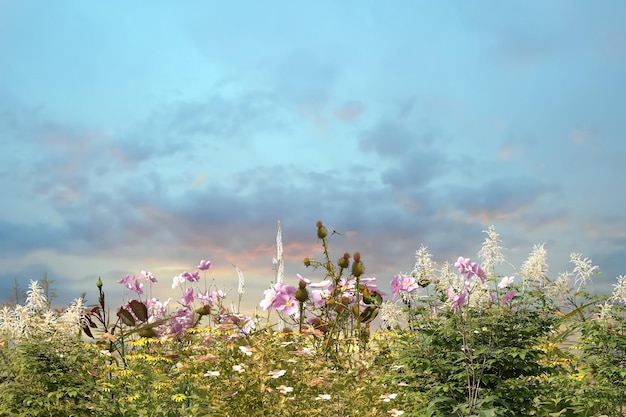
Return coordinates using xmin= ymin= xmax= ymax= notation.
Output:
xmin=316 ymin=220 xmax=327 ymax=239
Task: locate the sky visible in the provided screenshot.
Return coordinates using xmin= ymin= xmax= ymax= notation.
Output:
xmin=1 ymin=1 xmax=626 ymax=314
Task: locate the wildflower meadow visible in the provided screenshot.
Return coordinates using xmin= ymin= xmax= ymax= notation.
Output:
xmin=1 ymin=221 xmax=625 ymax=416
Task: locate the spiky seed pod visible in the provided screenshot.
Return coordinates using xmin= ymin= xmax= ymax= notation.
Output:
xmin=317 ymin=220 xmax=327 ymax=239
xmin=352 ymin=260 xmax=365 ymax=278
xmin=338 ymin=252 xmax=350 ymax=269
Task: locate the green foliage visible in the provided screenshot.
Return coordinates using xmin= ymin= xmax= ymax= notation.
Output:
xmin=0 ymin=334 xmax=100 ymax=417
xmin=1 ymin=224 xmax=626 ymax=416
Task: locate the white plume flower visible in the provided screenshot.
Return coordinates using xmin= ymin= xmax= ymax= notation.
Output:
xmin=520 ymin=244 xmax=548 ymax=287
xmin=478 ymin=225 xmax=505 ymax=276
xmin=570 ymin=253 xmax=598 ymax=292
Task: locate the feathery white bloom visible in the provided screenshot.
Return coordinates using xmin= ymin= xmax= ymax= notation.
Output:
xmin=598 ymin=301 xmax=614 ymax=321
xmin=478 ymin=225 xmax=505 ymax=276
xmin=57 ymin=298 xmax=85 ymax=336
xmin=0 ymin=283 xmax=85 ymax=344
xmin=275 ymin=220 xmax=284 ymax=284
xmin=520 ymin=244 xmax=548 ymax=286
xmin=26 ymin=281 xmax=47 ymax=312
xmin=570 ymin=253 xmax=598 ymax=291
xmin=437 ymin=262 xmax=458 ymax=293
xmin=380 ymin=301 xmax=403 ymax=329
xmin=275 ymin=220 xmax=285 ymax=331
xmin=609 ymin=275 xmax=626 ymax=305
xmin=412 ymin=245 xmax=436 ymax=283
xmin=235 ymin=266 xmax=245 ymax=295
xmin=546 ymin=272 xmax=571 ymax=304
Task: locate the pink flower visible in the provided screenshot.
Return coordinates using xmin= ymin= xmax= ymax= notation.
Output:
xmin=198 ymin=260 xmax=212 ymax=271
xmin=140 ymin=270 xmax=157 ymax=283
xmin=259 ymin=282 xmax=297 ymax=315
xmin=182 ymin=270 xmax=201 ymax=282
xmin=391 ymin=274 xmax=419 ymax=299
xmin=181 ymin=287 xmax=195 ymax=307
xmin=454 ymin=257 xmax=486 ymax=283
xmin=447 ymin=287 xmax=467 ymax=309
xmin=502 ymin=289 xmax=517 ymax=304
xmin=118 ymin=274 xmax=144 ymax=295
xmin=309 ymin=280 xmax=332 ymax=307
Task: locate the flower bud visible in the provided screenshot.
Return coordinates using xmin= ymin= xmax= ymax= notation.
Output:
xmin=353 ymin=252 xmax=361 ymax=263
xmin=352 ymin=263 xmax=364 ymax=277
xmin=295 ymin=287 xmax=309 ymax=303
xmin=303 ymin=258 xmax=311 ymax=267
xmin=316 ymin=220 xmax=327 ymax=239
xmin=96 ymin=277 xmax=103 ymax=290
xmin=196 ymin=305 xmax=212 ymax=316
xmin=338 ymin=252 xmax=350 ymax=269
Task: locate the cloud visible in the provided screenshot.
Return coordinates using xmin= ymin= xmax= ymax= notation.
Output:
xmin=334 ymin=101 xmax=365 ymax=123
xmin=446 ymin=176 xmax=557 ymax=222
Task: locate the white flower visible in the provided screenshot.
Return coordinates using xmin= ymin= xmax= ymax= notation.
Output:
xmin=498 ymin=276 xmax=515 ymax=289
xmin=478 ymin=226 xmax=505 ymax=275
xmin=235 ymin=266 xmax=245 ymax=295
xmin=315 ymin=394 xmax=331 ymax=401
xmin=239 ymin=345 xmax=253 ymax=356
xmin=412 ymin=245 xmax=436 ymax=283
xmin=171 ymin=274 xmax=185 ymax=289
xmin=520 ymin=244 xmax=548 ymax=286
xmin=380 ymin=393 xmax=398 ymax=402
xmin=389 ymin=409 xmax=405 ymax=416
xmin=609 ymin=275 xmax=626 ymax=305
xmin=204 ymin=370 xmax=220 ymax=377
xmin=380 ymin=301 xmax=403 ymax=329
xmin=268 ymin=369 xmax=286 ymax=379
xmin=277 ymin=385 xmax=293 ymax=394
xmin=570 ymin=253 xmax=598 ymax=291
xmin=546 ymin=272 xmax=571 ymax=304
xmin=232 ymin=364 xmax=245 ymax=373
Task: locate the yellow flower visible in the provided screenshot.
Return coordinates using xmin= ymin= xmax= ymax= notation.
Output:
xmin=570 ymin=373 xmax=585 ymax=380
xmin=171 ymin=393 xmax=187 ymax=403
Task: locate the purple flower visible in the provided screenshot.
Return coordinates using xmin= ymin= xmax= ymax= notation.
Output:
xmin=455 ymin=257 xmax=473 ymax=276
xmin=198 ymin=260 xmax=212 ymax=271
xmin=260 ymin=282 xmax=297 ymax=314
xmin=182 ymin=270 xmax=201 ymax=283
xmin=447 ymin=287 xmax=467 ymax=310
xmin=118 ymin=274 xmax=144 ymax=295
xmin=140 ymin=270 xmax=157 ymax=283
xmin=197 ymin=290 xmax=214 ymax=307
xmin=309 ymin=280 xmax=332 ymax=307
xmin=273 ymin=292 xmax=299 ymax=316
xmin=502 ymin=289 xmax=517 ymax=304
xmin=170 ymin=308 xmax=193 ymax=337
xmin=454 ymin=257 xmax=487 ymax=283
xmin=181 ymin=287 xmax=195 ymax=307
xmin=391 ymin=274 xmax=419 ymax=299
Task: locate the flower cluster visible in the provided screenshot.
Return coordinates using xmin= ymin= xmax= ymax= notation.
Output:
xmin=0 ymin=281 xmax=84 ymax=343
xmin=109 ymin=259 xmax=253 ymax=339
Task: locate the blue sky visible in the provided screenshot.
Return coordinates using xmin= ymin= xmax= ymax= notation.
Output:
xmin=1 ymin=1 xmax=625 ymax=312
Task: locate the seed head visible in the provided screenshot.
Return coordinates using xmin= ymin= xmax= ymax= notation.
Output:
xmin=338 ymin=252 xmax=350 ymax=269
xmin=317 ymin=221 xmax=327 ymax=239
